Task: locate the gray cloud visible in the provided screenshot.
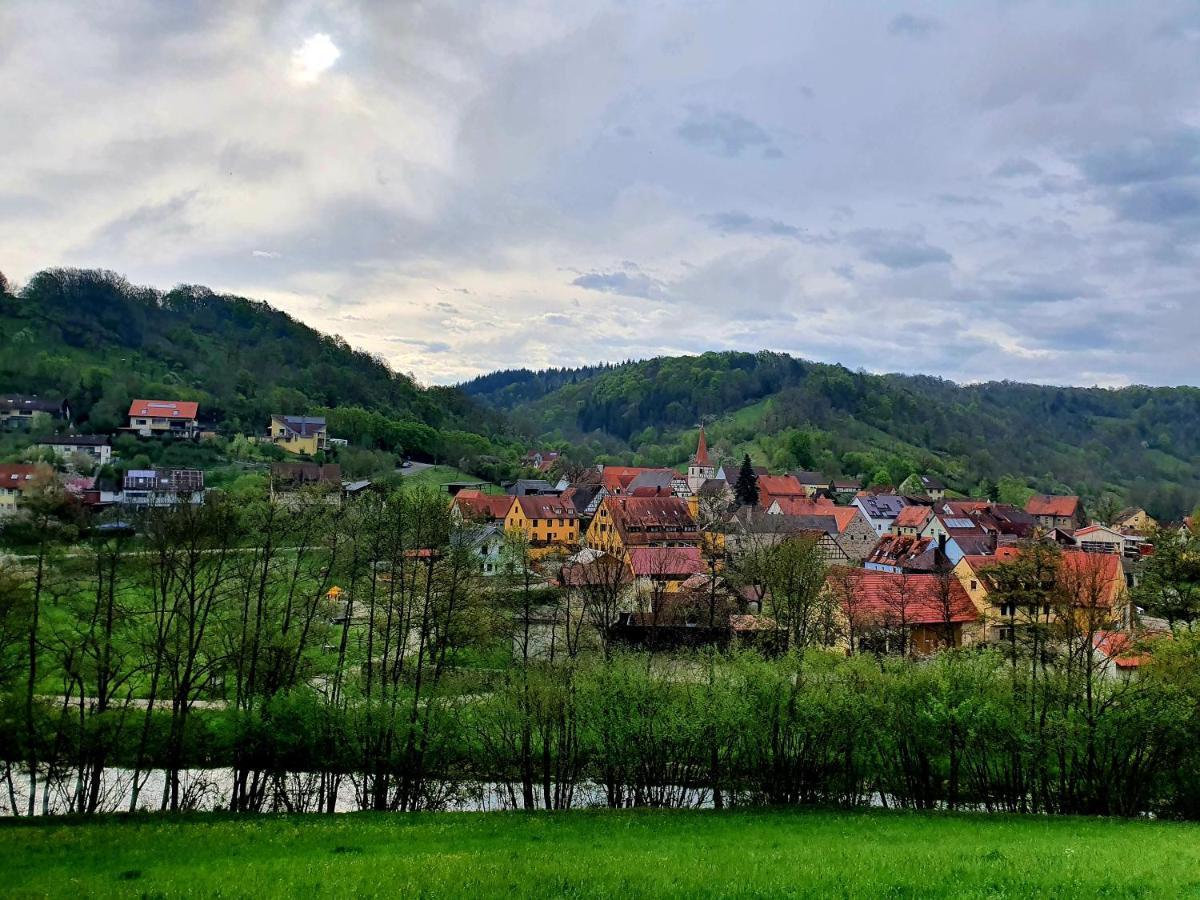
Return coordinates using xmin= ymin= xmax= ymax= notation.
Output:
xmin=704 ymin=211 xmax=803 ymax=238
xmin=888 ymin=14 xmax=940 ymax=38
xmin=849 ymin=230 xmax=953 ymax=269
xmin=675 ymin=107 xmax=779 ymax=158
xmin=572 ymin=269 xmax=665 ymax=300
xmin=993 ymin=158 xmax=1043 ymax=178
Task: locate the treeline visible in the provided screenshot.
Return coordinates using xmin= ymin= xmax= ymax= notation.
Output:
xmin=464 ymin=350 xmax=1200 ymax=519
xmin=0 ymin=268 xmax=517 ymax=466
xmin=1 ymin=485 xmax=1199 ymax=819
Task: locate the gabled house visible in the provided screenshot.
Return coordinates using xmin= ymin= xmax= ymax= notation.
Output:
xmin=270 ymin=462 xmax=342 ymax=502
xmin=267 ymin=415 xmax=328 ymax=455
xmin=0 ymin=464 xmax=52 ymax=517
xmin=893 ymin=504 xmax=932 ymax=536
xmin=831 ymin=479 xmax=862 ymax=500
xmin=126 ymin=399 xmax=200 ymax=439
xmin=451 ymin=489 xmax=515 ymax=525
xmin=715 ymin=460 xmax=768 ymax=484
xmin=792 ymin=471 xmax=831 ymax=497
xmin=917 ymin=511 xmax=996 ymax=565
xmin=0 ymin=395 xmax=68 ymax=430
xmin=625 ymin=546 xmax=708 ymax=595
xmin=864 ymin=534 xmax=939 ymax=574
xmin=504 ymin=494 xmax=580 ymax=556
xmin=36 ymin=434 xmax=112 ymax=466
xmin=1112 ymin=507 xmax=1156 ymax=535
xmin=765 ymin=499 xmax=876 ymax=562
xmin=853 ymin=492 xmax=910 ymax=536
xmin=1025 ymin=494 xmax=1086 ymax=531
xmin=724 ymin=506 xmax=851 ymax=566
xmin=757 ymin=474 xmax=809 ymax=509
xmin=454 ymin=523 xmax=505 ymax=575
xmin=1074 ymin=523 xmax=1145 ymax=559
xmin=828 ymin=569 xmax=980 ymax=655
xmin=505 ymin=478 xmax=561 ymax=496
xmin=121 ymin=469 xmax=205 ymax=507
xmin=899 ymin=473 xmax=946 ymax=500
xmin=585 ymin=495 xmax=700 ymax=555
xmin=522 ymin=450 xmax=561 ymax=472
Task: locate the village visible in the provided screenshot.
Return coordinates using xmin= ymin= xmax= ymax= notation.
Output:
xmin=1 ymin=392 xmax=1183 ymax=676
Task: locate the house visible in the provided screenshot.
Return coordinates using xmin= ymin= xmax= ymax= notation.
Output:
xmin=685 ymin=426 xmax=717 ymax=494
xmin=451 ymin=489 xmax=514 ymax=525
xmin=585 ymin=495 xmax=700 ymax=555
xmin=767 ymin=498 xmax=877 ymax=562
xmin=917 ymin=510 xmax=996 ymax=565
xmin=828 ymin=569 xmax=979 ymax=655
xmin=121 ymin=469 xmax=205 ymax=507
xmin=1074 ymin=523 xmax=1144 ymax=559
xmin=36 ymin=434 xmax=112 ymax=466
xmin=864 ymin=534 xmax=940 ymax=574
xmin=792 ymin=471 xmax=831 ymax=497
xmin=723 ymin=506 xmax=852 ymax=566
xmin=505 ymin=478 xmax=561 ymax=496
xmin=1025 ymin=494 xmax=1086 ymax=530
xmin=893 ymin=504 xmax=932 ymax=536
xmin=560 ymin=482 xmax=604 ymax=518
xmin=853 ymin=492 xmax=910 ymax=536
xmin=1112 ymin=507 xmax=1156 ymax=535
xmin=270 ymin=462 xmax=343 ymax=501
xmin=267 ymin=415 xmax=328 ymax=455
xmin=522 ymin=450 xmax=561 ymax=472
xmin=126 ymin=399 xmax=200 ymax=439
xmin=625 ymin=546 xmax=709 ymax=595
xmin=0 ymin=395 xmax=68 ymax=430
xmin=757 ymin=474 xmax=809 ymax=509
xmin=953 ymin=548 xmax=1127 ymax=643
xmin=454 ymin=523 xmax=505 ymax=575
xmin=0 ymin=464 xmax=52 ymax=517
xmin=504 ymin=494 xmax=580 ymax=556
xmin=831 ymin=479 xmax=862 ymax=501
xmin=899 ymin=473 xmax=946 ymax=500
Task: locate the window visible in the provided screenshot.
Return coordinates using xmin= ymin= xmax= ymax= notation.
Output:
xmin=997 ymin=626 xmax=1014 ymax=642
xmin=999 ymin=603 xmax=1015 ymax=617
xmin=970 ymin=580 xmax=978 ymax=591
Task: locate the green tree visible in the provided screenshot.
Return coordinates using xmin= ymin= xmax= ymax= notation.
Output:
xmin=734 ymin=454 xmax=760 ymax=507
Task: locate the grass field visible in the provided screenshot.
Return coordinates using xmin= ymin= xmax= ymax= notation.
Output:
xmin=3 ymin=808 xmax=1199 ymax=898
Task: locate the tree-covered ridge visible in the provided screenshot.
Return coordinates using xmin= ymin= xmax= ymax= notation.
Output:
xmin=463 ymin=351 xmax=1200 ymax=518
xmin=0 ymin=268 xmax=516 ymax=467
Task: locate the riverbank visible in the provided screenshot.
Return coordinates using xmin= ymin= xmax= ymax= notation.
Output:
xmin=3 ymin=807 xmax=1199 ymax=897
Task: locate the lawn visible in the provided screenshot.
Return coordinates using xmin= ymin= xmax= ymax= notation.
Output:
xmin=3 ymin=807 xmax=1199 ymax=898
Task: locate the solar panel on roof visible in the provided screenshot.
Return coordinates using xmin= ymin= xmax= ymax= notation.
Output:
xmin=943 ymin=518 xmax=975 ymax=529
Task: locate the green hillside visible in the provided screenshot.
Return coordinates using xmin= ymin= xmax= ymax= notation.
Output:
xmin=0 ymin=268 xmax=523 ymax=479
xmin=462 ymin=351 xmax=1200 ymax=519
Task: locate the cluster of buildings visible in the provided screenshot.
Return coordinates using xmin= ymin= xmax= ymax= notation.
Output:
xmin=451 ymin=428 xmax=1168 ymax=670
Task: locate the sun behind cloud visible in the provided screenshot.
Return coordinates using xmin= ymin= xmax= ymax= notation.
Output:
xmin=291 ymin=33 xmax=340 ymax=83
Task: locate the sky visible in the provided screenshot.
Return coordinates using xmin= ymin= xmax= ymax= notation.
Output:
xmin=3 ymin=1 xmax=1200 ymax=387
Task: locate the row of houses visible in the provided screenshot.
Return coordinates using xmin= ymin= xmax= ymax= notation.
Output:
xmin=453 ymin=429 xmax=1165 ymax=669
xmin=0 ymin=463 xmax=206 ymax=517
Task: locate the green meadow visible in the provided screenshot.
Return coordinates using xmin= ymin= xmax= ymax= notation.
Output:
xmin=3 ymin=808 xmax=1199 ymax=898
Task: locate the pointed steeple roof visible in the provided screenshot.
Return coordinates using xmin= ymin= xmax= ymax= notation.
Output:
xmin=692 ymin=425 xmax=710 ymax=467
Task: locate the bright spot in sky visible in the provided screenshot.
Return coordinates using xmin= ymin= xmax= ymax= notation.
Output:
xmin=292 ymin=33 xmax=340 ymax=83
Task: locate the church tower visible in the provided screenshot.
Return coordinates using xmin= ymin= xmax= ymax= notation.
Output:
xmin=686 ymin=425 xmax=716 ymax=493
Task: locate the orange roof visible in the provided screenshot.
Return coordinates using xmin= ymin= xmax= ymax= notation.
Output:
xmin=895 ymin=505 xmax=932 ymax=528
xmin=604 ymin=495 xmax=699 ymax=546
xmin=128 ymin=399 xmax=199 ymax=419
xmin=758 ymin=475 xmax=810 ymax=507
xmin=831 ymin=571 xmax=978 ymax=626
xmin=769 ymin=496 xmax=836 ymax=516
xmin=1025 ymin=494 xmax=1080 ymax=518
xmin=453 ymin=492 xmax=513 ymax=521
xmin=601 ymin=466 xmax=666 ymax=493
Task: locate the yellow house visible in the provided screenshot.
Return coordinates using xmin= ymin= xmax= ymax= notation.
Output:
xmin=0 ymin=463 xmax=51 ymax=518
xmin=268 ymin=415 xmax=328 ymax=455
xmin=504 ymin=495 xmax=579 ymax=557
xmin=585 ymin=495 xmax=701 ymax=555
xmin=1113 ymin=507 xmax=1156 ymax=535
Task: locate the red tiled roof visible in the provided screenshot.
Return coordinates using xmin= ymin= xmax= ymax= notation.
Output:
xmin=757 ymin=474 xmax=808 ymax=507
xmin=600 ymin=466 xmax=667 ymax=493
xmin=833 ymin=571 xmax=978 ymax=626
xmin=769 ymin=496 xmax=836 ymax=516
xmin=626 ymin=546 xmax=706 ymax=578
xmin=453 ymin=491 xmax=513 ymax=521
xmin=0 ymin=464 xmax=45 ymax=495
xmin=895 ymin=505 xmax=932 ymax=529
xmin=605 ymin=495 xmax=699 ymax=546
xmin=1025 ymin=494 xmax=1081 ymax=518
xmin=514 ymin=495 xmax=578 ymax=520
xmin=128 ymin=399 xmax=199 ymax=419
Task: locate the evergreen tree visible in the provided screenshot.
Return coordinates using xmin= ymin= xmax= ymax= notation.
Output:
xmin=734 ymin=454 xmax=760 ymax=507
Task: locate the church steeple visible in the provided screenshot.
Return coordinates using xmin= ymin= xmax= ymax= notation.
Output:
xmin=687 ymin=424 xmax=715 ymax=493
xmin=693 ymin=425 xmax=710 ymax=466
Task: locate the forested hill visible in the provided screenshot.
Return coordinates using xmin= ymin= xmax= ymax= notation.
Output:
xmin=462 ymin=352 xmax=1200 ymax=518
xmin=0 ymin=268 xmax=517 ymax=467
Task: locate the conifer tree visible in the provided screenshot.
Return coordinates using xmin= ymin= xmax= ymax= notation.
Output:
xmin=734 ymin=454 xmax=759 ymax=507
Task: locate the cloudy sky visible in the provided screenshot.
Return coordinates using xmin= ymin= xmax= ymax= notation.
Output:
xmin=3 ymin=1 xmax=1200 ymax=387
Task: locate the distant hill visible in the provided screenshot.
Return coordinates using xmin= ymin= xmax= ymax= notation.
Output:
xmin=462 ymin=351 xmax=1200 ymax=519
xmin=0 ymin=267 xmax=521 ymax=475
